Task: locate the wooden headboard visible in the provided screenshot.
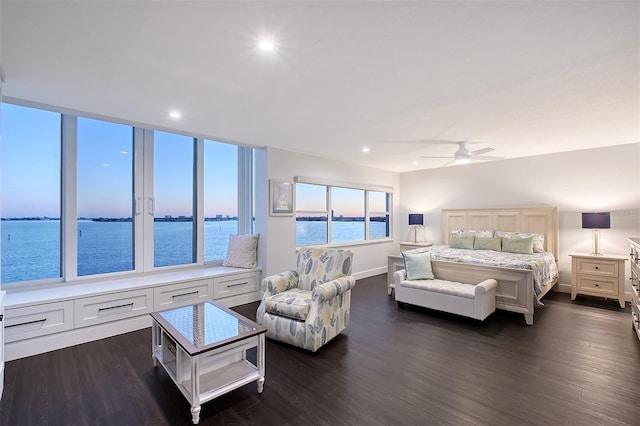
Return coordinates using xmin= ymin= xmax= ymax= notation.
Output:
xmin=441 ymin=206 xmax=559 ymax=259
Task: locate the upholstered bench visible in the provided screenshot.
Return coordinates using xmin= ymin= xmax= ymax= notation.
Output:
xmin=393 ymin=269 xmax=498 ymax=321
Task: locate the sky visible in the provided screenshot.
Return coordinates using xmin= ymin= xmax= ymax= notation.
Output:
xmin=1 ymin=103 xmax=238 ymax=218
xmin=1 ymin=102 xmax=386 ymax=219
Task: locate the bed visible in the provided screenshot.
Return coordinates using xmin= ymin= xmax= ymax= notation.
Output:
xmin=423 ymin=206 xmax=560 ymax=325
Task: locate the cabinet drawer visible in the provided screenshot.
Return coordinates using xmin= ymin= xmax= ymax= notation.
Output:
xmin=5 ymin=300 xmax=74 ymax=343
xmin=213 ymin=272 xmax=259 ymax=299
xmin=74 ymin=288 xmax=153 ymax=328
xmin=154 ymin=279 xmax=212 ymax=311
xmin=575 ymin=258 xmax=618 ymax=277
xmin=576 ymin=276 xmax=617 ymax=295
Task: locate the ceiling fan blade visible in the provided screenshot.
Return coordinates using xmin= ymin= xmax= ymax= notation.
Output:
xmin=474 ymin=155 xmax=504 ymax=161
xmin=471 ymin=147 xmax=494 ymax=156
xmin=420 ymin=156 xmax=454 ymax=159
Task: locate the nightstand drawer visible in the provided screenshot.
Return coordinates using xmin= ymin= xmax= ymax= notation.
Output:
xmin=576 ymin=276 xmax=617 ymax=295
xmin=575 ymin=258 xmax=619 ymax=277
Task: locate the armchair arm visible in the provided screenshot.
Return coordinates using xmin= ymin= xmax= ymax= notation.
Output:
xmin=393 ymin=269 xmax=407 ymax=287
xmin=261 ymin=270 xmax=299 ymax=297
xmin=312 ymin=275 xmax=356 ymax=303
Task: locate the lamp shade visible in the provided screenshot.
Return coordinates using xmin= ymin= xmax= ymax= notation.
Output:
xmin=408 ymin=213 xmax=424 ymax=226
xmin=582 ymin=212 xmax=611 ymax=229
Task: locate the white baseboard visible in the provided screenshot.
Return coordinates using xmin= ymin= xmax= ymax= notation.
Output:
xmin=353 ymin=267 xmax=387 ymax=281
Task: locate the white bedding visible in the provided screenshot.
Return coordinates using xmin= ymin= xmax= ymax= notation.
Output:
xmin=423 ymin=245 xmax=559 ymax=295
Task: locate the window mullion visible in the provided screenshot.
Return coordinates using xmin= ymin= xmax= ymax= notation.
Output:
xmin=238 ymin=147 xmax=253 ymax=234
xmin=133 ymin=127 xmax=145 ymax=272
xmin=61 ymin=114 xmax=78 ymax=281
xmin=195 ymin=138 xmax=204 ymax=264
xmin=142 ymin=129 xmax=154 ymax=271
xmin=364 ymin=190 xmax=370 ymax=241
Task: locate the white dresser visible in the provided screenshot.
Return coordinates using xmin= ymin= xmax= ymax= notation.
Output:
xmin=629 ymin=238 xmax=640 ymax=342
xmin=0 ymin=290 xmax=5 ymax=399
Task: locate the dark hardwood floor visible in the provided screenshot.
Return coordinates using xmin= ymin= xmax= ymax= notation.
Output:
xmin=1 ymin=274 xmax=639 ymax=426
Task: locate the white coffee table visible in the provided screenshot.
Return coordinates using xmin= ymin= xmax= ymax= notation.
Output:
xmin=151 ymin=300 xmax=266 ymax=424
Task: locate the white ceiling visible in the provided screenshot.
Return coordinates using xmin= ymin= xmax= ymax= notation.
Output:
xmin=1 ymin=1 xmax=638 ymax=172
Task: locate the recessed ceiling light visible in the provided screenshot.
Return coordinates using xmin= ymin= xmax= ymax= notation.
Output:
xmin=412 ymin=161 xmax=419 ymax=166
xmin=103 ymin=163 xmax=110 ymax=167
xmin=362 ymin=147 xmax=370 ymax=153
xmin=120 ymin=150 xmax=128 ymax=155
xmin=169 ymin=110 xmax=181 ymax=119
xmin=258 ymin=40 xmax=275 ymax=51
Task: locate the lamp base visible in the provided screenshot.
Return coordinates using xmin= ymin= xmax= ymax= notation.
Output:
xmin=591 ymin=229 xmax=603 ymax=256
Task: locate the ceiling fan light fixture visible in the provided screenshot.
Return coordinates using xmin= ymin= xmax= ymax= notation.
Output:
xmin=454 ymin=157 xmax=471 ymax=165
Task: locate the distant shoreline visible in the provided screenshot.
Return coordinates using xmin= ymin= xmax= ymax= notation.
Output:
xmin=1 ymin=217 xmax=239 ymax=222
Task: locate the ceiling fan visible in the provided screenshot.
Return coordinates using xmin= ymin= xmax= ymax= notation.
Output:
xmin=420 ymin=141 xmax=503 ymax=165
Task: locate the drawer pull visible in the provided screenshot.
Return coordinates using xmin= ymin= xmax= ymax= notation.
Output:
xmin=594 ymin=283 xmax=600 ymax=287
xmin=594 ymin=266 xmax=599 ymax=270
xmin=6 ymin=318 xmax=46 ymax=328
xmin=227 ymin=281 xmax=249 ymax=288
xmin=99 ymin=303 xmax=134 ymax=312
xmin=172 ymin=291 xmax=199 ymax=299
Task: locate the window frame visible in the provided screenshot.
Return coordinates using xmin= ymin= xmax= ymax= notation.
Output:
xmin=294 ymin=176 xmax=393 ymax=248
xmin=1 ymin=98 xmax=254 ymax=288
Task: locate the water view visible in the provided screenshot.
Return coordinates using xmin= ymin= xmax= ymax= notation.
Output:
xmin=1 ymin=219 xmax=388 ymax=284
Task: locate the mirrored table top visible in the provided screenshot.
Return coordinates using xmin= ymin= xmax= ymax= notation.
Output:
xmin=151 ymin=300 xmax=266 ymax=355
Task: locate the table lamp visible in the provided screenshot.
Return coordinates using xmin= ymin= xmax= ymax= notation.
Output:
xmin=408 ymin=213 xmax=424 ymax=243
xmin=582 ymin=212 xmax=610 ymax=255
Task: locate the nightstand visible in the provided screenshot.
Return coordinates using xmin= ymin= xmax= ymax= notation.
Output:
xmin=570 ymin=253 xmax=627 ymax=308
xmin=399 ymin=242 xmax=433 ymax=252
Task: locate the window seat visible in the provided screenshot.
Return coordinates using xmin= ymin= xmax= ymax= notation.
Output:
xmin=4 ymin=266 xmax=261 ymax=361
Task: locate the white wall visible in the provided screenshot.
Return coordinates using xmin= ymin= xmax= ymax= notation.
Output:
xmin=399 ymin=143 xmax=640 ymax=294
xmin=255 ymin=147 xmax=400 ymax=280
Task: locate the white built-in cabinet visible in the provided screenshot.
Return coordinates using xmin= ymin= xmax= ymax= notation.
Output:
xmin=4 ymin=267 xmax=260 ymax=361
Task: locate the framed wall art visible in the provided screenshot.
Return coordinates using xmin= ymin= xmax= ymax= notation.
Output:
xmin=270 ymin=180 xmax=294 ymax=216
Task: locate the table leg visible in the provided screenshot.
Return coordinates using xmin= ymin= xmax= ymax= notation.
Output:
xmin=257 ymin=333 xmax=265 ymax=393
xmin=191 ymin=405 xmax=201 ymax=424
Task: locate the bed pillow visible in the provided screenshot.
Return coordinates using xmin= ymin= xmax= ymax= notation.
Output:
xmin=473 ymin=236 xmax=502 ymax=251
xmin=450 ymin=229 xmax=494 ymax=240
xmin=402 ymin=251 xmax=435 ymax=280
xmin=495 ymin=231 xmax=545 ymax=253
xmin=450 ymin=235 xmax=475 ymax=249
xmin=501 ymin=236 xmax=534 ymax=254
xmin=222 ymin=234 xmax=259 ymax=268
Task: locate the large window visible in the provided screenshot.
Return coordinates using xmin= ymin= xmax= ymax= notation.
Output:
xmin=296 ymin=183 xmax=328 ymax=246
xmin=0 ymin=101 xmax=253 ymax=286
xmin=77 ymin=118 xmax=134 ymax=276
xmin=331 ymin=187 xmax=365 ymax=244
xmin=368 ymin=191 xmax=390 ymax=240
xmin=295 ymin=180 xmax=392 ymax=247
xmin=204 ymin=140 xmax=238 ymax=261
xmin=153 ymin=132 xmax=195 ymax=268
xmin=1 ymin=104 xmax=61 ymax=283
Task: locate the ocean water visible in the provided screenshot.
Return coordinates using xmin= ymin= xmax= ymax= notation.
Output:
xmin=1 ymin=220 xmax=388 ymax=283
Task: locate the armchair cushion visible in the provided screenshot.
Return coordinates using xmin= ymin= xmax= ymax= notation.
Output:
xmin=265 ymin=288 xmax=312 ymax=321
xmin=297 ymin=248 xmax=353 ymax=291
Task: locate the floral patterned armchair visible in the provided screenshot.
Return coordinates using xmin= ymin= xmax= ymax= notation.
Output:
xmin=256 ymin=248 xmax=355 ymax=352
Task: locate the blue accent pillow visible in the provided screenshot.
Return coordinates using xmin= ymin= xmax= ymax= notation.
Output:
xmin=402 ymin=251 xmax=435 ymax=280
